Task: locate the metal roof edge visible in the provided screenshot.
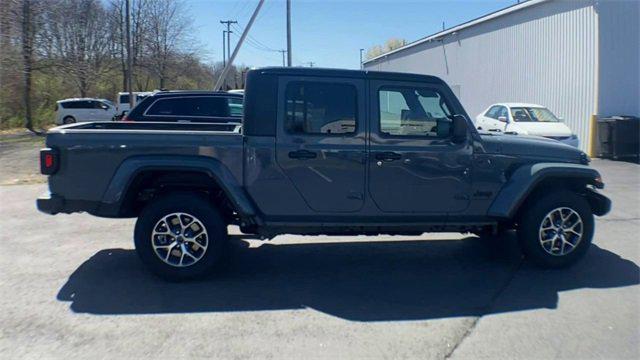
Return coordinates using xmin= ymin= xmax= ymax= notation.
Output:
xmin=363 ymin=0 xmax=549 ymax=65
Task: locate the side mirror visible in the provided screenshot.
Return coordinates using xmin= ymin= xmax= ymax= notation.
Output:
xmin=498 ymin=116 xmax=508 ymax=123
xmin=451 ymin=114 xmax=468 ymax=143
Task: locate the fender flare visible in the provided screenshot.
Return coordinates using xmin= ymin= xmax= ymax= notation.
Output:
xmin=99 ymin=155 xmax=257 ymax=217
xmin=487 ymin=162 xmax=602 ymax=219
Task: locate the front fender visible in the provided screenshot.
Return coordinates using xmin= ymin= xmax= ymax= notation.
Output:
xmin=99 ymin=155 xmax=257 ymax=217
xmin=487 ymin=162 xmax=603 ymax=219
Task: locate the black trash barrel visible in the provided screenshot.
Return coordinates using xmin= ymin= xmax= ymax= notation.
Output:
xmin=597 ymin=116 xmax=639 ymax=161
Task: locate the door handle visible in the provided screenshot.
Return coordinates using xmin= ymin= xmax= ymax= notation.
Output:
xmin=375 ymin=152 xmax=402 ymax=161
xmin=288 ymin=149 xmax=317 ymax=159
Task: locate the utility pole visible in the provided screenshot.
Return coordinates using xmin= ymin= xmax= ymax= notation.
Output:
xmin=125 ymin=0 xmax=134 ymax=108
xmin=278 ymin=50 xmax=286 ymax=66
xmin=286 ymin=0 xmax=292 ymax=66
xmin=222 ymin=30 xmax=226 ymax=67
xmin=359 ymin=48 xmax=364 ymax=69
xmin=220 ymin=20 xmax=237 ymax=65
xmin=214 ymin=0 xmax=265 ymax=91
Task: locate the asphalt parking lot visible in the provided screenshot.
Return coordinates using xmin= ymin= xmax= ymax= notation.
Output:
xmin=0 ymin=145 xmax=638 ymax=358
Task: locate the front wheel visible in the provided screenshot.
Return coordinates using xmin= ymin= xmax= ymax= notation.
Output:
xmin=518 ymin=191 xmax=594 ymax=268
xmin=134 ymin=192 xmax=227 ymax=281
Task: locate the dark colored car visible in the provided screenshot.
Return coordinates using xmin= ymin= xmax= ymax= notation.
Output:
xmin=123 ymin=91 xmax=243 ymax=124
xmin=37 ymin=67 xmax=611 ymax=281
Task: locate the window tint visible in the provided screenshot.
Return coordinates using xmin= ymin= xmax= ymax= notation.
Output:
xmin=285 ymin=81 xmax=357 ymax=135
xmin=63 ymin=101 xmax=92 ymax=109
xmin=378 ymin=86 xmax=452 ymax=137
xmin=120 ymin=95 xmax=129 ymax=104
xmin=146 ymin=97 xmax=231 ymax=118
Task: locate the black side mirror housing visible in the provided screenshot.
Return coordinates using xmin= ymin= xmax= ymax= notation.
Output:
xmin=451 ymin=114 xmax=468 ymax=143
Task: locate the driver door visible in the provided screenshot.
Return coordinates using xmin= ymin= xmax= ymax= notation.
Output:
xmin=368 ymin=80 xmax=472 ymax=213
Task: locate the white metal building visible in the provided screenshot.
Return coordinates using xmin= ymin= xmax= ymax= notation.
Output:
xmin=363 ymin=0 xmax=639 ymax=153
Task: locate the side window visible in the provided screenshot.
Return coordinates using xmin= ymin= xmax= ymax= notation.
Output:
xmin=285 ymin=81 xmax=357 ymax=135
xmin=497 ymin=106 xmax=509 ymax=119
xmin=146 ymin=97 xmax=230 ymax=118
xmin=228 ymin=97 xmax=243 ymax=117
xmin=485 ymin=106 xmax=500 ymax=119
xmin=147 ymin=98 xmax=178 ymax=116
xmin=120 ymin=95 xmax=129 ymax=104
xmin=378 ymin=86 xmax=452 ymax=137
xmin=78 ymin=101 xmax=93 ymax=109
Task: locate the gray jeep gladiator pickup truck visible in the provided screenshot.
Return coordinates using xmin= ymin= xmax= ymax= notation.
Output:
xmin=37 ymin=67 xmax=611 ymax=280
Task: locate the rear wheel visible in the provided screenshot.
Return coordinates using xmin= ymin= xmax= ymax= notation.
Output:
xmin=63 ymin=116 xmax=75 ymax=124
xmin=518 ymin=191 xmax=594 ymax=268
xmin=134 ymin=192 xmax=227 ymax=281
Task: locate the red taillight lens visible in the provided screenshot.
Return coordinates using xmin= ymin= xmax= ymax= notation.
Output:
xmin=40 ymin=148 xmax=59 ymax=175
xmin=121 ymin=114 xmax=130 ymax=122
xmin=45 ymin=154 xmax=53 ymax=167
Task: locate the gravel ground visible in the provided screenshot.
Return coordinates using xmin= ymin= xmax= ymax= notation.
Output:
xmin=0 ymin=136 xmax=638 ymax=359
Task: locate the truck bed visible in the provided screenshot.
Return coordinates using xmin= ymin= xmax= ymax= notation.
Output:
xmin=43 ymin=122 xmax=244 ymax=216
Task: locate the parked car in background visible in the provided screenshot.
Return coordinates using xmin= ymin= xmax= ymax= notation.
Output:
xmin=55 ymin=98 xmax=117 ymax=125
xmin=123 ymin=91 xmax=243 ymax=123
xmin=116 ymin=91 xmax=153 ymax=119
xmin=475 ymin=103 xmax=579 ymax=147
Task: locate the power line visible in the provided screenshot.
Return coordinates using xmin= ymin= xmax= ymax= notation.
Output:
xmin=231 ymin=23 xmax=280 ymax=52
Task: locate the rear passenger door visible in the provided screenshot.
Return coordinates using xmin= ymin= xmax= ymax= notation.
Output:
xmin=275 ymin=77 xmax=367 ymax=213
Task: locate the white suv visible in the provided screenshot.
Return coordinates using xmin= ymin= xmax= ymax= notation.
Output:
xmin=475 ymin=103 xmax=579 ymax=148
xmin=116 ymin=91 xmax=153 ymax=118
xmin=55 ymin=98 xmax=117 ymax=125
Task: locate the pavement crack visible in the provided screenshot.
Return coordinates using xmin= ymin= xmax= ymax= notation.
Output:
xmin=443 ymin=258 xmax=524 ymax=359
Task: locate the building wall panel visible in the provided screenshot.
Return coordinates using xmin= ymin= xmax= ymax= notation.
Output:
xmin=365 ymin=0 xmax=598 ymax=151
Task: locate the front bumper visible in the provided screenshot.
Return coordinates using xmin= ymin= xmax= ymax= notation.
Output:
xmin=585 ymin=188 xmax=612 ymax=216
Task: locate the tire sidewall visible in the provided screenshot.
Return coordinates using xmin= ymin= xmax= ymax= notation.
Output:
xmin=519 ymin=191 xmax=594 ymax=268
xmin=134 ymin=192 xmax=227 ymax=280
xmin=63 ymin=116 xmax=75 ymax=124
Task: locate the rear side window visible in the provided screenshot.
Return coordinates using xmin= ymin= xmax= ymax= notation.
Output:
xmin=146 ymin=97 xmax=231 ymax=118
xmin=62 ymin=101 xmax=92 ymax=109
xmin=120 ymin=95 xmax=129 ymax=104
xmin=285 ymin=81 xmax=357 ymax=135
xmin=378 ymin=86 xmax=452 ymax=138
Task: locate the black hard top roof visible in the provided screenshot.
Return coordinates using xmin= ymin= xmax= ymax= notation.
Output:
xmin=151 ymin=90 xmax=243 ymax=98
xmin=252 ymin=67 xmax=445 ymax=84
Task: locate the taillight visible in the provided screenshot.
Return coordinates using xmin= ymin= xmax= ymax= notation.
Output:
xmin=40 ymin=148 xmax=59 ymax=175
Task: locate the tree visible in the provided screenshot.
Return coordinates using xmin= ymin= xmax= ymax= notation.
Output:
xmin=41 ymin=0 xmax=114 ymax=97
xmin=366 ymin=38 xmax=407 ymax=60
xmin=110 ymin=0 xmax=149 ymax=91
xmin=144 ymin=0 xmax=193 ymax=89
xmin=10 ymin=0 xmax=45 ymax=133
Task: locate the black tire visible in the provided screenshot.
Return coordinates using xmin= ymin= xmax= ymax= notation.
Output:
xmin=517 ymin=191 xmax=594 ymax=268
xmin=134 ymin=192 xmax=227 ymax=281
xmin=63 ymin=116 xmax=75 ymax=124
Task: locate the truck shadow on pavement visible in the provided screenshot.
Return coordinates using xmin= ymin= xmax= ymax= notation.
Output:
xmin=57 ymin=235 xmax=639 ymax=321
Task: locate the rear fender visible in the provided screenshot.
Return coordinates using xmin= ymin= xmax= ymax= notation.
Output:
xmin=100 ymin=155 xmax=257 ymax=217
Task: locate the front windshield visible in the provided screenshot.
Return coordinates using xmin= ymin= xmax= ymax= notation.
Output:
xmin=511 ymin=107 xmax=560 ymax=122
